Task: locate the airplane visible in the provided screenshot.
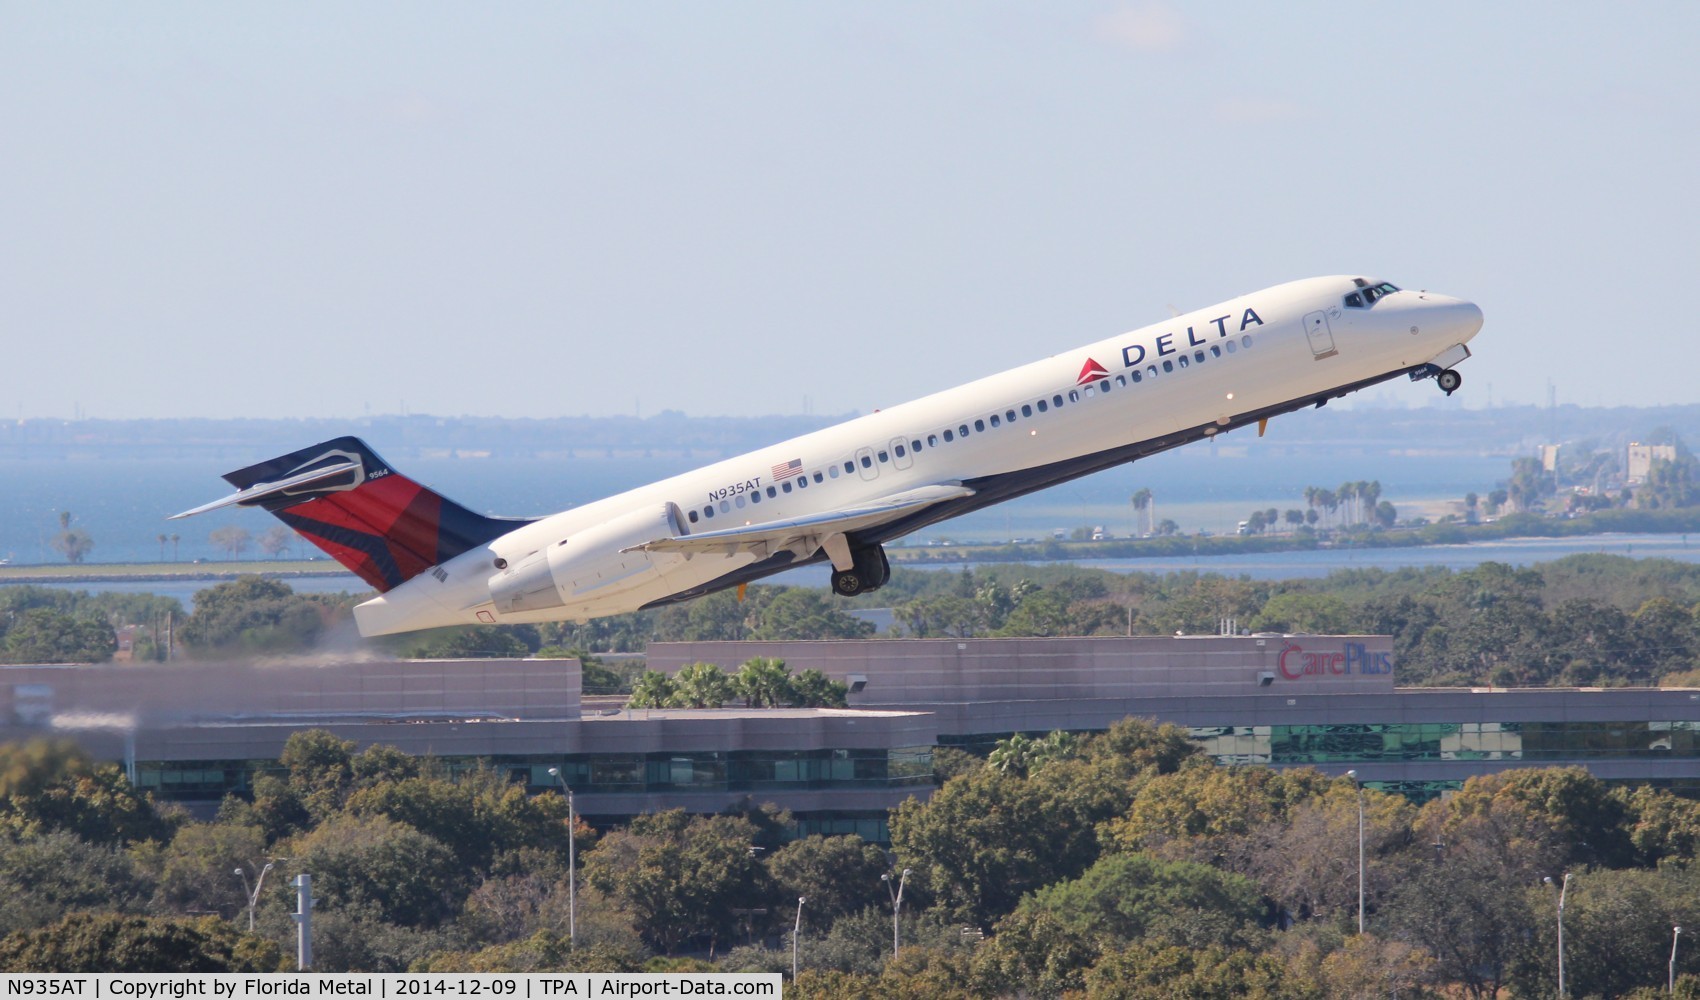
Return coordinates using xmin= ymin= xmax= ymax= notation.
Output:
xmin=173 ymin=275 xmax=1482 ymax=637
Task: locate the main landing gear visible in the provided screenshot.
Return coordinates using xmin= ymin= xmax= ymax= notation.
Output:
xmin=1435 ymin=369 xmax=1463 ymax=396
xmin=831 ymin=544 xmax=890 ymax=597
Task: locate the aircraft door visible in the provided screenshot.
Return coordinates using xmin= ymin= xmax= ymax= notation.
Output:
xmin=854 ymin=446 xmax=880 ymax=481
xmin=889 ymin=437 xmax=914 ymax=472
xmin=1303 ymin=311 xmax=1338 ymax=360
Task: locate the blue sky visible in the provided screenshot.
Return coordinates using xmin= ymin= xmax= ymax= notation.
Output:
xmin=3 ymin=3 xmax=1695 ymax=419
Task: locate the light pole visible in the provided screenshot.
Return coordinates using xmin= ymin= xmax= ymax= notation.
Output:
xmin=1544 ymin=873 xmax=1571 ymax=997
xmin=1345 ymin=770 xmax=1364 ymax=934
xmin=792 ymin=896 xmax=805 ymax=984
xmin=548 ymin=767 xmax=576 ymax=946
xmin=882 ymin=868 xmax=912 ymax=957
xmin=234 ymin=861 xmax=274 ymax=933
xmin=1672 ymin=925 xmax=1683 ymax=995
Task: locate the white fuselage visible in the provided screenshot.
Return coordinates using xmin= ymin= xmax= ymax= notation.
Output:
xmin=353 ymin=276 xmax=1482 ymax=636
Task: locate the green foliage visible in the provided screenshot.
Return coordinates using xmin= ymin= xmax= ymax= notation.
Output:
xmin=669 ymin=662 xmax=733 ymax=708
xmin=288 ymin=814 xmax=466 ymax=928
xmin=734 ymin=657 xmax=794 ymax=708
xmin=177 ymin=576 xmax=338 ymax=655
xmin=0 ymin=830 xmax=149 ymax=935
xmin=581 ymin=810 xmax=770 ymax=953
xmin=0 ymin=741 xmax=170 ymax=845
xmin=1 ymin=608 xmax=115 ymax=663
xmin=767 ymin=836 xmax=891 ymax=931
xmin=626 ymin=670 xmax=676 ymax=708
xmin=50 ymin=528 xmax=95 ymax=564
xmin=399 ymin=625 xmax=536 ymax=659
xmin=0 ymin=912 xmax=282 ymax=972
xmin=749 ymin=589 xmax=875 ymax=640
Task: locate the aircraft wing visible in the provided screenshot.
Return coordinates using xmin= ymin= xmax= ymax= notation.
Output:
xmin=627 ymin=483 xmax=974 ymax=561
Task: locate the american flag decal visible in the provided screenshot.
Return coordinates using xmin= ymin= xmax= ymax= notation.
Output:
xmin=771 ymin=458 xmax=804 ymax=480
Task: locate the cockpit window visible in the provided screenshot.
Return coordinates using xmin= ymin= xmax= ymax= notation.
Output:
xmin=1353 ymin=281 xmax=1402 ymax=306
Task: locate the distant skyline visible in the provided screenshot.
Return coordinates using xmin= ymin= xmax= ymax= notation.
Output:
xmin=4 ymin=4 xmax=1696 ymax=420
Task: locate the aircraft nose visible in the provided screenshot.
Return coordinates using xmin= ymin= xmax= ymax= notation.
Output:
xmin=1420 ymin=294 xmax=1483 ymax=341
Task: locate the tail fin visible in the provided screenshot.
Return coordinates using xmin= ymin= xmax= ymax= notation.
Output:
xmin=171 ymin=436 xmax=533 ymax=592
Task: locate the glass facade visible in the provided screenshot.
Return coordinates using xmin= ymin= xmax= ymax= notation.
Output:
xmin=1189 ymin=721 xmax=1700 ymax=765
xmin=136 ymin=746 xmax=934 ymax=803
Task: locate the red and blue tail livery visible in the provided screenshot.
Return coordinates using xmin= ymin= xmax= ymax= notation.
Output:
xmin=175 ymin=437 xmax=531 ymax=592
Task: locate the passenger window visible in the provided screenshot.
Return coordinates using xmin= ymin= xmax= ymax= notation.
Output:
xmin=1211 ymin=345 xmax=1222 ymax=357
xmin=1195 ymin=350 xmax=1205 ymax=363
xmin=782 ymin=481 xmax=792 ymax=493
xmin=1021 ymin=404 xmax=1032 ymax=417
xmin=911 ymin=439 xmax=922 ymax=451
xmin=736 ymin=495 xmax=746 ymax=508
xmin=974 ymin=419 xmax=985 ymax=432
xmin=1069 ymin=390 xmax=1080 ymax=402
xmin=1036 ymin=400 xmax=1048 ymax=412
xmin=895 ymin=444 xmax=906 ymax=457
xmin=927 ymin=434 xmax=939 ymax=447
xmin=1084 ymin=385 xmax=1095 ymax=396
xmin=766 ymin=486 xmax=777 ymax=498
xmin=1147 ymin=365 xmax=1158 ymax=378
xmin=719 ymin=500 xmax=730 ymax=513
xmin=844 ymin=461 xmax=855 ymax=473
xmin=1225 ymin=341 xmax=1237 ymax=354
xmin=705 ymin=506 xmax=716 ymax=518
xmin=1006 ymin=410 xmax=1017 ymax=422
xmin=1163 ymin=360 xmax=1174 ymax=372
xmin=943 ymin=429 xmax=955 ymax=442
xmin=750 ymin=491 xmax=760 ymax=503
xmin=989 ymin=415 xmax=1000 ymax=427
xmin=828 ymin=466 xmax=839 ymax=479
xmin=1130 ymin=370 xmax=1142 ymax=383
xmin=1242 ymin=335 xmax=1253 ymax=347
xmin=1178 ymin=355 xmax=1189 ymax=368
xmin=813 ymin=472 xmax=824 ymax=483
xmin=959 ymin=424 xmax=970 ymax=437
xmin=1116 ymin=375 xmax=1126 ymax=387
xmin=1053 ymin=395 xmax=1064 ymax=407
xmin=861 ymin=455 xmax=873 ymax=468
xmin=799 ymin=476 xmax=810 ymax=488
xmin=876 ymin=451 xmax=887 ymax=463
xmin=688 ymin=510 xmax=699 ymax=523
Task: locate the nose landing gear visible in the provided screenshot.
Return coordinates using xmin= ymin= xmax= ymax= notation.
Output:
xmin=1436 ymin=369 xmax=1463 ymax=395
xmin=830 ymin=544 xmax=890 ymax=597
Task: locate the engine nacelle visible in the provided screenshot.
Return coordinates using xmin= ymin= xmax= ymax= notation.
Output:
xmin=488 ymin=504 xmax=685 ymax=616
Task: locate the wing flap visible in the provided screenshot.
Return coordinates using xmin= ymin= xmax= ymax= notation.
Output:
xmin=627 ymin=483 xmax=974 ymax=560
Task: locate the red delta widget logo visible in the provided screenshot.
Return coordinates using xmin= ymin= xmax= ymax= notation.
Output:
xmin=1277 ymin=641 xmax=1393 ymax=681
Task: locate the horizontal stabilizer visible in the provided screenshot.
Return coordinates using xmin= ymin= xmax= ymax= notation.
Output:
xmin=629 ymin=483 xmax=974 ymax=561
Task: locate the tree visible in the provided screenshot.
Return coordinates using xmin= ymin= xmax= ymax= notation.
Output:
xmin=582 ymin=811 xmax=770 ymax=954
xmin=627 ymin=670 xmax=677 ymax=708
xmin=403 ymin=626 xmax=532 ymax=659
xmin=2 ymin=608 xmax=115 ymax=663
xmin=0 ymin=741 xmax=170 ymax=845
xmin=278 ymin=729 xmax=356 ymax=821
xmin=0 ymin=912 xmax=283 ymax=972
xmin=789 ymin=669 xmax=848 ymax=708
xmin=767 ymin=836 xmax=890 ymax=931
xmin=0 ymin=830 xmax=150 ymax=935
xmin=669 ymin=662 xmax=733 ymax=708
xmin=147 ymin=820 xmax=270 ymax=919
xmin=208 ymin=525 xmax=252 ymax=560
xmin=289 ymin=814 xmax=466 ymax=928
xmin=177 ymin=576 xmax=333 ymax=655
xmin=1131 ymin=488 xmax=1153 ymax=536
xmin=50 ymin=527 xmax=94 ymax=564
xmin=749 ymin=589 xmax=874 ymax=641
xmin=257 ymin=525 xmax=294 ymax=559
xmin=734 ymin=657 xmax=795 ymax=708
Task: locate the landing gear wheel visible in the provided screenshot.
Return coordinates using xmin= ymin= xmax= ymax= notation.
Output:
xmin=1436 ymin=369 xmax=1462 ymax=395
xmin=831 ymin=568 xmax=865 ymax=597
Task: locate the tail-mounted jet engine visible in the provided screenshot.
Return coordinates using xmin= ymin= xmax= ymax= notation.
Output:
xmin=489 ymin=503 xmax=686 ymax=617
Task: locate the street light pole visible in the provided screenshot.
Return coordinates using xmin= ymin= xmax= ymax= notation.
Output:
xmin=1672 ymin=925 xmax=1682 ymax=995
xmin=1544 ymin=873 xmax=1571 ymax=997
xmin=792 ymin=896 xmax=805 ymax=984
xmin=234 ymin=861 xmax=275 ymax=933
xmin=882 ymin=868 xmax=911 ymax=957
xmin=548 ymin=767 xmax=576 ymax=947
xmin=1345 ymin=770 xmax=1364 ymax=934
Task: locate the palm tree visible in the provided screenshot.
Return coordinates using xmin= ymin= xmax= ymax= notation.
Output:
xmin=671 ymin=662 xmax=733 ymax=708
xmin=170 ymin=534 xmax=180 ymax=561
xmin=735 ymin=657 xmax=795 ymax=708
xmin=157 ymin=533 xmax=168 ymax=562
